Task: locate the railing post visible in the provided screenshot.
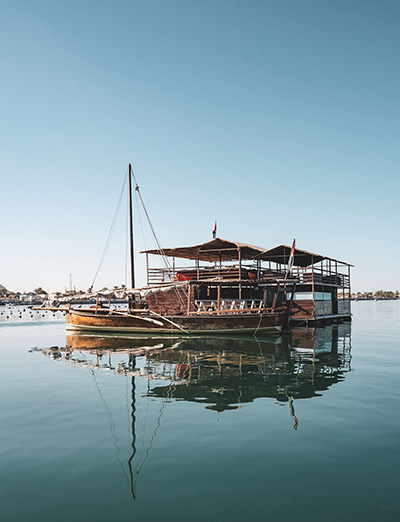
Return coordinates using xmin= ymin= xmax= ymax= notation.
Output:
xmin=187 ymin=283 xmax=191 ymax=314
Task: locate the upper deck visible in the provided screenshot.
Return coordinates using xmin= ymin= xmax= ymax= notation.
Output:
xmin=141 ymin=237 xmax=352 ymax=292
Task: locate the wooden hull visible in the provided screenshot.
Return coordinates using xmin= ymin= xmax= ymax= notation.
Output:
xmin=66 ymin=308 xmax=284 ymax=335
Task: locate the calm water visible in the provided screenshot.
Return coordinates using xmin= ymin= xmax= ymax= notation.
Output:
xmin=0 ymin=302 xmax=399 ymax=521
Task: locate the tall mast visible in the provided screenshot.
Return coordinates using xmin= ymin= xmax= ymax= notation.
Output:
xmin=128 ymin=163 xmax=135 ymax=290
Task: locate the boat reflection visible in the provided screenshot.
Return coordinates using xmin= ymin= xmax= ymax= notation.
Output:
xmin=44 ymin=324 xmax=352 ymax=415
xmin=41 ymin=325 xmax=351 ymax=499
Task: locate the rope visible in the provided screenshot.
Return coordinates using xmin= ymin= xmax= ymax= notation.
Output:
xmin=135 ymin=190 xmax=148 ymax=252
xmin=253 ymin=313 xmax=264 ymax=337
xmin=91 ymin=368 xmax=131 ymax=486
xmin=130 ymin=168 xmax=186 ymax=309
xmin=91 ymin=172 xmax=128 ymax=290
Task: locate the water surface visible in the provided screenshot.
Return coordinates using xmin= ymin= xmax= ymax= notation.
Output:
xmin=0 ymin=302 xmax=399 ymax=521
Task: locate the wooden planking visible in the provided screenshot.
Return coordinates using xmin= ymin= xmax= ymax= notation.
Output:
xmin=291 ymin=300 xmax=314 ymax=319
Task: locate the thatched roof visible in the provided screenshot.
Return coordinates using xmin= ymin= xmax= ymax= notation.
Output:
xmin=141 ymin=238 xmax=352 ymax=267
xmin=256 ymin=244 xmax=326 ymax=267
xmin=141 ymin=238 xmax=267 ymax=262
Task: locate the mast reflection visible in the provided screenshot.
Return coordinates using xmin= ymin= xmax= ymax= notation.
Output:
xmin=44 ymin=325 xmax=351 ymax=415
xmin=41 ymin=326 xmax=351 ymax=498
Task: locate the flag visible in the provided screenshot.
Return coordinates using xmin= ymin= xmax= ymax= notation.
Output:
xmin=286 ymin=238 xmax=296 ymax=276
xmin=212 ymin=221 xmax=217 ymax=239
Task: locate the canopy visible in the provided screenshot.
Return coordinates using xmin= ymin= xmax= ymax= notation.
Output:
xmin=141 ymin=238 xmax=268 ymax=262
xmin=141 ymin=238 xmax=351 ymax=267
xmin=257 ymin=245 xmax=353 ymax=267
xmin=256 ymin=245 xmax=325 ymax=267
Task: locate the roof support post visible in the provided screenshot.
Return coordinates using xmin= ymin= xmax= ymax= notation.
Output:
xmin=187 ymin=283 xmax=191 ymax=314
xmin=238 ymin=247 xmax=242 ymax=299
xmin=272 ymin=283 xmax=280 ymax=310
xmin=348 ymin=264 xmax=351 ymax=302
xmin=311 ymin=255 xmax=315 ymax=304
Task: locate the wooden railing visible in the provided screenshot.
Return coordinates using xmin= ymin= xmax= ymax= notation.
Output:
xmin=147 ymin=264 xmax=261 ymax=285
xmin=147 ymin=264 xmax=350 ymax=288
xmin=189 ymin=299 xmax=282 ymax=315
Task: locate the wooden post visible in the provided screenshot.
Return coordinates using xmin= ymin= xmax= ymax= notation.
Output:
xmin=272 ymin=283 xmax=280 ymax=310
xmin=128 ymin=164 xmax=135 ymax=290
xmin=187 ymin=283 xmax=191 ymax=314
xmin=128 ymin=164 xmax=135 ymax=311
xmin=238 ymin=247 xmax=242 ymax=299
xmin=311 ymin=255 xmax=315 ymax=302
xmin=348 ymin=264 xmax=351 ymax=303
xmin=187 ymin=353 xmax=192 ymax=383
xmin=217 ymin=284 xmax=221 ymax=313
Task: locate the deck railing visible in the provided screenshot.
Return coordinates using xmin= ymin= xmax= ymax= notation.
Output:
xmin=147 ymin=264 xmax=350 ymax=288
xmin=147 ymin=264 xmax=260 ymax=285
xmin=189 ymin=299 xmax=281 ymax=315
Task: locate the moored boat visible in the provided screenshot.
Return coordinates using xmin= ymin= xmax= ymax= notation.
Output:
xmin=65 ymin=164 xmax=296 ymax=335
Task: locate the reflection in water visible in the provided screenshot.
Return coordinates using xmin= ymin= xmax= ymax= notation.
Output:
xmin=41 ymin=325 xmax=351 ymax=497
xmin=43 ymin=325 xmax=352 ymax=418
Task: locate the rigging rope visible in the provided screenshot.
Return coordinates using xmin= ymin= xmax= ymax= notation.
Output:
xmin=91 ymin=172 xmax=128 ymax=290
xmin=130 ymin=168 xmax=186 ymax=308
xmin=91 ymin=368 xmax=131 ymax=486
xmin=135 ymin=190 xmax=148 ymax=252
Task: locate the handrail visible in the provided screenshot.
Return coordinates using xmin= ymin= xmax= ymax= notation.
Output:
xmin=188 ymin=306 xmax=282 ymax=315
xmin=147 ymin=263 xmax=351 ymax=287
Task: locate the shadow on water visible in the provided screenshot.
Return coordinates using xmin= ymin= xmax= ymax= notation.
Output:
xmin=40 ymin=324 xmax=351 ymax=499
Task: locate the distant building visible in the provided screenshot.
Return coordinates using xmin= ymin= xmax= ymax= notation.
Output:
xmin=20 ymin=293 xmax=37 ymax=302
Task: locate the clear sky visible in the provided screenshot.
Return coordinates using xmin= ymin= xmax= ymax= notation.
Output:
xmin=1 ymin=0 xmax=399 ymax=293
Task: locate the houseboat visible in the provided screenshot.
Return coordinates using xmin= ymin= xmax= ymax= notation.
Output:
xmin=65 ymin=165 xmax=352 ymax=334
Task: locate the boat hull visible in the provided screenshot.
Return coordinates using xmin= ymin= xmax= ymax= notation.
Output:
xmin=66 ymin=309 xmax=284 ymax=335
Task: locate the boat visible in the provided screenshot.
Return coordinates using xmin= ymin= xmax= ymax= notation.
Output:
xmin=65 ymin=164 xmax=297 ymax=335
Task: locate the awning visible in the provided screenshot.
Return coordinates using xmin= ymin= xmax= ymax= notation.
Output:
xmin=256 ymin=245 xmax=352 ymax=267
xmin=141 ymin=238 xmax=352 ymax=267
xmin=141 ymin=237 xmax=268 ymax=262
xmin=256 ymin=245 xmax=325 ymax=266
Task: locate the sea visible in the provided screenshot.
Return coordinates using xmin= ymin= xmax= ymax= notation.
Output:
xmin=0 ymin=301 xmax=399 ymax=522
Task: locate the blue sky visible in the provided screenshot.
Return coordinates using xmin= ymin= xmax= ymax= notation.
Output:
xmin=1 ymin=0 xmax=399 ymax=293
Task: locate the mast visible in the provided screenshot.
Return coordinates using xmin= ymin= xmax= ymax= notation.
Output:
xmin=128 ymin=164 xmax=135 ymax=290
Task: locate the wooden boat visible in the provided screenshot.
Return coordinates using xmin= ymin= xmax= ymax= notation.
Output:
xmin=66 ymin=165 xmax=297 ymax=335
xmin=66 ymin=303 xmax=287 ymax=334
